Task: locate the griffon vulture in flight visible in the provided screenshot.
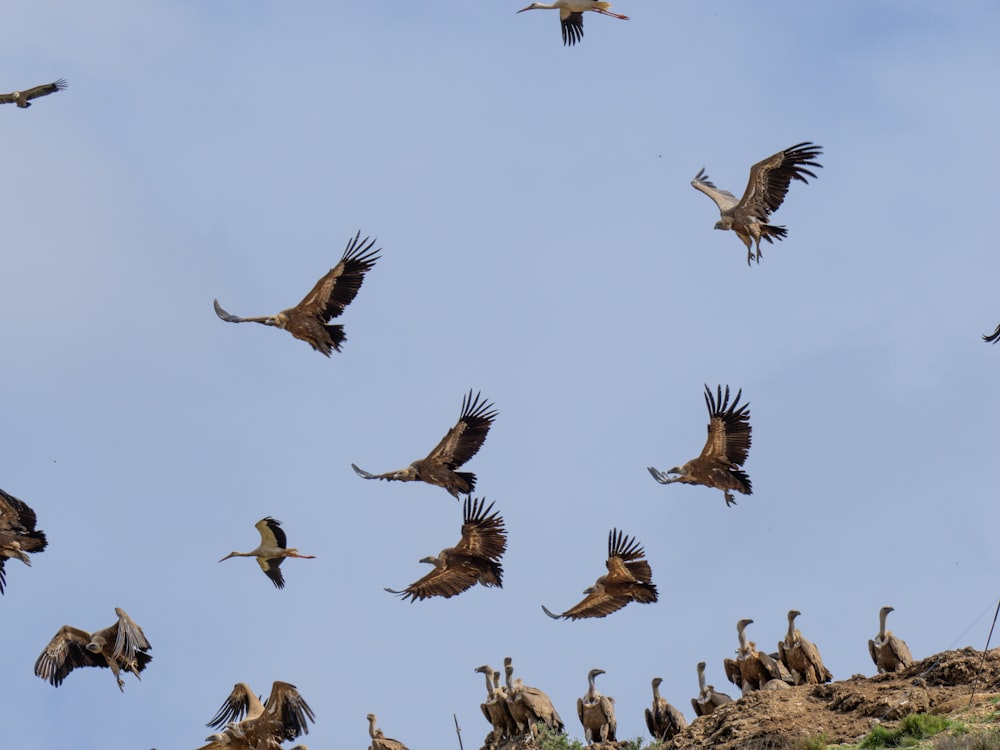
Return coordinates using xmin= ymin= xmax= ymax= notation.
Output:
xmin=983 ymin=323 xmax=1000 ymax=343
xmin=542 ymin=528 xmax=658 ymax=620
xmin=202 ymin=681 xmax=314 ymax=750
xmin=352 ymin=389 xmax=498 ymax=498
xmin=0 ymin=79 xmax=67 ymax=108
xmin=691 ymin=142 xmax=823 ymax=265
xmin=385 ymin=496 xmax=507 ymax=601
xmin=868 ymin=605 xmax=913 ymax=674
xmin=213 ymin=230 xmax=379 ymax=356
xmin=516 ymin=1 xmax=628 ymax=47
xmin=0 ymin=487 xmax=47 ymax=594
xmin=648 ymin=384 xmax=752 ymax=507
xmin=34 ymin=607 xmax=152 ymax=691
xmin=218 ymin=517 xmax=315 ymax=589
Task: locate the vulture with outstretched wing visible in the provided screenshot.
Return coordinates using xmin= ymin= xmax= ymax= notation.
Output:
xmin=648 ymin=384 xmax=752 ymax=507
xmin=983 ymin=323 xmax=1000 ymax=343
xmin=0 ymin=79 xmax=67 ymax=108
xmin=0 ymin=488 xmax=47 ymax=594
xmin=542 ymin=528 xmax=658 ymax=620
xmin=691 ymin=142 xmax=823 ymax=265
xmin=385 ymin=496 xmax=507 ymax=601
xmin=202 ymin=681 xmax=314 ymax=750
xmin=352 ymin=389 xmax=497 ymax=498
xmin=213 ymin=230 xmax=379 ymax=356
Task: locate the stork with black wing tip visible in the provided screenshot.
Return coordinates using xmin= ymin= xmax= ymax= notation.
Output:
xmin=517 ymin=1 xmax=628 ymax=47
xmin=219 ymin=517 xmax=315 ymax=589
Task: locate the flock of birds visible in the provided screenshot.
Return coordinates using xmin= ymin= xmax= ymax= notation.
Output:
xmin=2 ymin=3 xmax=997 ymax=749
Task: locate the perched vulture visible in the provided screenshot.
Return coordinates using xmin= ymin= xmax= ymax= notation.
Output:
xmin=0 ymin=79 xmax=67 ymax=108
xmin=646 ymin=677 xmax=688 ymax=740
xmin=201 ymin=681 xmax=314 ymax=750
xmin=352 ymin=389 xmax=497 ymax=499
xmin=722 ymin=618 xmax=786 ymax=695
xmin=516 ymin=1 xmax=628 ymax=47
xmin=542 ymin=528 xmax=658 ymax=620
xmin=385 ymin=496 xmax=506 ymax=601
xmin=777 ymin=609 xmax=833 ymax=685
xmin=578 ymin=668 xmax=616 ymax=745
xmin=503 ymin=657 xmax=565 ymax=738
xmin=34 ymin=607 xmax=152 ymax=691
xmin=648 ymin=384 xmax=752 ymax=507
xmin=868 ymin=605 xmax=913 ymax=674
xmin=474 ymin=665 xmax=517 ymax=744
xmin=218 ymin=517 xmax=315 ymax=589
xmin=367 ymin=713 xmax=409 ymax=750
xmin=213 ymin=230 xmax=379 ymax=356
xmin=0 ymin=487 xmax=47 ymax=594
xmin=691 ymin=661 xmax=733 ymax=718
xmin=983 ymin=323 xmax=1000 ymax=343
xmin=691 ymin=142 xmax=823 ymax=265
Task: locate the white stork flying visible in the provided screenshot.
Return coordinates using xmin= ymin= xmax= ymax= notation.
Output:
xmin=517 ymin=1 xmax=628 ymax=47
xmin=219 ymin=517 xmax=315 ymax=589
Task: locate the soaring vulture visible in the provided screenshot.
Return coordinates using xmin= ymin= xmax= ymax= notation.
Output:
xmin=213 ymin=230 xmax=379 ymax=356
xmin=542 ymin=528 xmax=658 ymax=620
xmin=578 ymin=668 xmax=616 ymax=745
xmin=691 ymin=661 xmax=733 ymax=718
xmin=352 ymin=389 xmax=497 ymax=499
xmin=868 ymin=605 xmax=913 ymax=674
xmin=0 ymin=487 xmax=47 ymax=594
xmin=218 ymin=517 xmax=315 ymax=589
xmin=983 ymin=323 xmax=1000 ymax=343
xmin=0 ymin=79 xmax=67 ymax=108
xmin=385 ymin=496 xmax=506 ymax=601
xmin=646 ymin=676 xmax=688 ymax=740
xmin=34 ymin=607 xmax=152 ymax=691
xmin=516 ymin=1 xmax=628 ymax=47
xmin=202 ymin=681 xmax=314 ymax=750
xmin=504 ymin=657 xmax=565 ymax=738
xmin=367 ymin=713 xmax=409 ymax=750
xmin=722 ymin=618 xmax=786 ymax=695
xmin=777 ymin=609 xmax=833 ymax=685
xmin=648 ymin=384 xmax=752 ymax=507
xmin=691 ymin=142 xmax=823 ymax=265
xmin=474 ymin=665 xmax=517 ymax=745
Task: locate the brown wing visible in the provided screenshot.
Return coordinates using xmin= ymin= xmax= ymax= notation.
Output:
xmin=34 ymin=625 xmax=105 ymax=686
xmin=607 ymin=528 xmax=652 ymax=584
xmin=698 ymin=384 xmax=751 ymax=467
xmin=259 ymin=681 xmax=315 ymax=742
xmin=0 ymin=79 xmax=67 ymax=104
xmin=424 ymin=390 xmax=498 ymax=470
xmin=386 ymin=556 xmax=480 ymax=601
xmin=452 ymin=497 xmax=507 ymax=562
xmin=542 ymin=588 xmax=631 ymax=620
xmin=561 ymin=11 xmax=584 ymax=46
xmin=207 ymin=683 xmax=258 ymax=729
xmin=291 ymin=231 xmax=380 ymax=321
xmin=983 ymin=322 xmax=1000 ymax=343
xmin=736 ymin=142 xmax=823 ymax=219
xmin=109 ymin=607 xmax=152 ymax=674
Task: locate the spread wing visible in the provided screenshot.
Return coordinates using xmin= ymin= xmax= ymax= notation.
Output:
xmin=34 ymin=625 xmax=104 ymax=686
xmin=424 ymin=390 xmax=497 ymax=469
xmin=698 ymin=384 xmax=751 ymax=467
xmin=0 ymin=79 xmax=67 ymax=104
xmin=561 ymin=11 xmax=584 ymax=46
xmin=292 ymin=231 xmax=380 ymax=321
xmin=213 ymin=298 xmax=271 ymax=324
xmin=983 ymin=322 xmax=1000 ymax=343
xmin=691 ymin=168 xmax=740 ymax=213
xmin=110 ymin=607 xmax=152 ymax=671
xmin=453 ymin=497 xmax=507 ymax=562
xmin=542 ymin=587 xmax=632 ymax=621
xmin=206 ymin=683 xmax=257 ymax=729
xmin=736 ymin=142 xmax=823 ymax=219
xmin=260 ymin=681 xmax=315 ymax=742
xmin=608 ymin=528 xmax=653 ymax=584
xmin=385 ymin=560 xmax=480 ymax=601
xmin=258 ymin=556 xmax=286 ymax=588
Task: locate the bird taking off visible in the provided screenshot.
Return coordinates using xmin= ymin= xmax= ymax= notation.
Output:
xmin=517 ymin=1 xmax=628 ymax=47
xmin=691 ymin=142 xmax=823 ymax=265
xmin=0 ymin=487 xmax=47 ymax=594
xmin=352 ymin=389 xmax=498 ymax=499
xmin=219 ymin=517 xmax=315 ymax=589
xmin=202 ymin=681 xmax=314 ymax=750
xmin=1 ymin=79 xmax=67 ymax=108
xmin=648 ymin=384 xmax=752 ymax=507
xmin=213 ymin=230 xmax=380 ymax=356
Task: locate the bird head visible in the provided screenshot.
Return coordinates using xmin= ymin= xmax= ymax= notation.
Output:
xmin=714 ymin=217 xmax=733 ymax=231
xmin=652 ymin=676 xmax=663 ymax=688
xmin=219 ymin=551 xmax=240 ymax=562
xmin=517 ymin=3 xmax=543 ymax=12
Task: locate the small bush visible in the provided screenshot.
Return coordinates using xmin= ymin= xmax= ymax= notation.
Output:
xmin=934 ymin=728 xmax=1000 ymax=750
xmin=798 ymin=733 xmax=829 ymax=750
xmin=860 ymin=713 xmax=957 ymax=748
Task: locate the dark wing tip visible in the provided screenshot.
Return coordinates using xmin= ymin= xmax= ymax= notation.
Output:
xmin=213 ymin=299 xmax=238 ymax=322
xmin=53 ymin=78 xmax=68 ymax=91
xmin=351 ymin=463 xmax=376 ymax=479
xmin=541 ymin=604 xmax=563 ymax=620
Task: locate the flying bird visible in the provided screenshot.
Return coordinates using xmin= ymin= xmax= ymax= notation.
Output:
xmin=213 ymin=230 xmax=379 ymax=356
xmin=34 ymin=607 xmax=152 ymax=691
xmin=542 ymin=528 xmax=658 ymax=620
xmin=517 ymin=1 xmax=628 ymax=47
xmin=385 ymin=496 xmax=507 ymax=601
xmin=691 ymin=142 xmax=823 ymax=265
xmin=352 ymin=389 xmax=498 ymax=498
xmin=648 ymin=384 xmax=752 ymax=507
xmin=202 ymin=681 xmax=314 ymax=750
xmin=0 ymin=78 xmax=67 ymax=108
xmin=0 ymin=487 xmax=47 ymax=594
xmin=983 ymin=323 xmax=1000 ymax=343
xmin=219 ymin=517 xmax=315 ymax=589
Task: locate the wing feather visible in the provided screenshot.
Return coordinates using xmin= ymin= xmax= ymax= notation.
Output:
xmin=424 ymin=390 xmax=498 ymax=469
xmin=34 ymin=626 xmax=104 ymax=686
xmin=453 ymin=497 xmax=507 ymax=561
xmin=736 ymin=142 xmax=823 ymax=219
xmin=293 ymin=231 xmax=380 ymax=319
xmin=561 ymin=12 xmax=584 ymax=46
xmin=698 ymin=384 xmax=751 ymax=467
xmin=691 ymin=168 xmax=740 ymax=212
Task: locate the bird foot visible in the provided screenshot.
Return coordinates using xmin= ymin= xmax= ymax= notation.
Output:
xmin=724 ymin=492 xmax=738 ymax=507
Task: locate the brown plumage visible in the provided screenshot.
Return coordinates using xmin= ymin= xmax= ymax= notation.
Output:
xmin=577 ymin=668 xmax=616 ymax=745
xmin=352 ymin=389 xmax=497 ymax=499
xmin=723 ymin=618 xmax=785 ymax=695
xmin=983 ymin=323 xmax=1000 ymax=343
xmin=202 ymin=681 xmax=314 ymax=750
xmin=475 ymin=665 xmax=517 ymax=745
xmin=0 ymin=487 xmax=47 ymax=594
xmin=367 ymin=713 xmax=409 ymax=750
xmin=542 ymin=528 xmax=658 ymax=620
xmin=648 ymin=384 xmax=752 ymax=507
xmin=691 ymin=661 xmax=733 ymax=718
xmin=0 ymin=79 xmax=67 ymax=108
xmin=646 ymin=677 xmax=687 ymax=740
xmin=503 ymin=657 xmax=565 ymax=738
xmin=385 ymin=497 xmax=506 ymax=601
xmin=691 ymin=142 xmax=823 ymax=265
xmin=34 ymin=607 xmax=151 ymax=691
xmin=868 ymin=606 xmax=914 ymax=674
xmin=213 ymin=230 xmax=379 ymax=356
xmin=777 ymin=609 xmax=833 ymax=685
xmin=218 ymin=517 xmax=315 ymax=589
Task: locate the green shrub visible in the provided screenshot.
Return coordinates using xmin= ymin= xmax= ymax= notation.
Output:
xmin=860 ymin=713 xmax=957 ymax=748
xmin=934 ymin=728 xmax=1000 ymax=749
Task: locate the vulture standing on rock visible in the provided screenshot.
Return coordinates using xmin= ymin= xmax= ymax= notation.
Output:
xmin=504 ymin=657 xmax=565 ymax=738
xmin=646 ymin=676 xmax=688 ymax=740
xmin=723 ymin=618 xmax=786 ymax=694
xmin=213 ymin=230 xmax=380 ymax=356
xmin=201 ymin=681 xmax=314 ymax=750
xmin=690 ymin=142 xmax=823 ymax=265
xmin=352 ymin=389 xmax=497 ymax=498
xmin=577 ymin=668 xmax=617 ymax=744
xmin=691 ymin=661 xmax=733 ymax=717
xmin=778 ymin=609 xmax=833 ymax=685
xmin=0 ymin=487 xmax=47 ymax=594
xmin=385 ymin=496 xmax=506 ymax=601
xmin=868 ymin=605 xmax=913 ymax=674
xmin=648 ymin=384 xmax=752 ymax=507
xmin=367 ymin=713 xmax=409 ymax=750
xmin=542 ymin=528 xmax=658 ymax=620
xmin=474 ymin=665 xmax=516 ymax=746
xmin=0 ymin=78 xmax=67 ymax=108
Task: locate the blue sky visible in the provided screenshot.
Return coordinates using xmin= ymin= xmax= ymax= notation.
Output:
xmin=2 ymin=2 xmax=999 ymax=748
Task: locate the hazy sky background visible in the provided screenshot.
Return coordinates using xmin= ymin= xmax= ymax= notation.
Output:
xmin=2 ymin=2 xmax=999 ymax=749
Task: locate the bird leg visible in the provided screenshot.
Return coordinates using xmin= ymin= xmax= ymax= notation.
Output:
xmin=593 ymin=9 xmax=629 ymax=19
xmin=723 ymin=490 xmax=737 ymax=507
